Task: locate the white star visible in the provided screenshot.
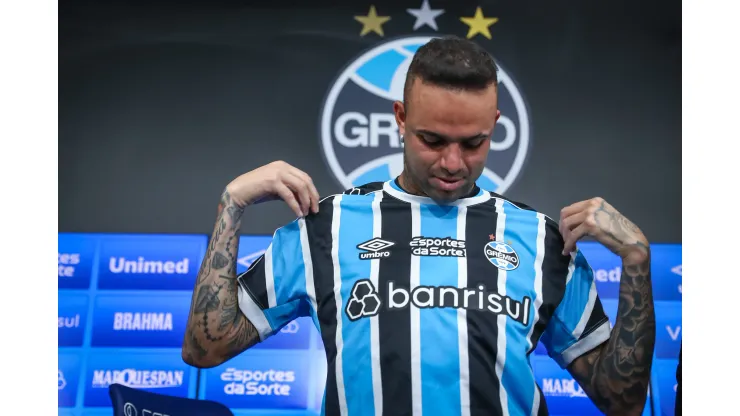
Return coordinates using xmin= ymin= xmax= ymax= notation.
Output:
xmin=407 ymin=0 xmax=445 ymax=31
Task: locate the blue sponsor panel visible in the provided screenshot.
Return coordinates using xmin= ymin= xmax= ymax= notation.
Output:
xmin=252 ymin=317 xmax=313 ymax=351
xmin=652 ymin=359 xmax=679 ymax=416
xmin=650 ymin=244 xmax=682 ymax=301
xmin=578 ymin=242 xmax=682 ymax=301
xmin=59 ymin=352 xmax=82 ymax=408
xmin=59 ymin=294 xmax=89 ymax=347
xmin=655 ymin=301 xmax=681 ymax=359
xmin=531 ymin=355 xmax=603 ymax=415
xmin=236 ymin=235 xmax=273 ymax=275
xmin=84 ymin=351 xmax=195 ymax=407
xmin=96 ymin=234 xmax=206 ymax=290
xmin=578 ymin=242 xmax=622 ymax=299
xmin=201 ymin=350 xmax=310 ymax=410
xmin=59 ymin=233 xmax=98 ymax=290
xmin=91 ymin=293 xmax=190 ymax=348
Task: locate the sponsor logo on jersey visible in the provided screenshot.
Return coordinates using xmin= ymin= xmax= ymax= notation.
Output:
xmin=357 ymin=237 xmax=395 ymax=259
xmin=345 ymin=279 xmax=531 ymax=326
xmin=410 ymin=236 xmax=466 ymax=257
xmin=319 ymin=36 xmax=531 ymax=194
xmin=484 ymin=241 xmax=520 ymax=271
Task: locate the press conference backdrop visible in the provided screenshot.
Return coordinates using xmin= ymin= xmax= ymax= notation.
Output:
xmin=58 ymin=232 xmax=681 ymax=415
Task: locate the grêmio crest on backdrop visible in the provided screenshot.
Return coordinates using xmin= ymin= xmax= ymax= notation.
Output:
xmin=318 ymin=4 xmax=531 ymax=195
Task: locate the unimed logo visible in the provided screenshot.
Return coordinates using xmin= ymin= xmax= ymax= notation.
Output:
xmin=109 ymin=256 xmax=190 ymax=274
xmin=220 ymin=368 xmax=296 ymax=396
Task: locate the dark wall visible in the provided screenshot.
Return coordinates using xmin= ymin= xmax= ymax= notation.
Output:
xmin=59 ymin=0 xmax=681 ymax=242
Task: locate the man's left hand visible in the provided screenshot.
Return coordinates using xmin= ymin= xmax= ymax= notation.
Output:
xmin=559 ymin=197 xmax=649 ymax=264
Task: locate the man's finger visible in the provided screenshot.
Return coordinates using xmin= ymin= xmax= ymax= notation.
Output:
xmin=562 ymin=223 xmax=590 ymax=255
xmin=275 ymin=182 xmax=303 ymax=218
xmin=285 ymin=171 xmax=313 ymax=216
xmin=292 ymin=168 xmax=320 ymax=214
xmin=561 ymin=210 xmax=589 ymax=233
xmin=560 ymin=200 xmax=593 ymax=221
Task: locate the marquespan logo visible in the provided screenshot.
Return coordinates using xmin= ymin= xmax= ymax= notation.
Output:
xmin=320 ymin=36 xmax=531 ymax=194
xmin=485 ymin=241 xmax=520 ymax=271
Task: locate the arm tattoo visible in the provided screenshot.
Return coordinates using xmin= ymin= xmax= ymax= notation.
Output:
xmin=183 ymin=188 xmax=262 ymax=365
xmin=569 ymin=205 xmax=655 ymax=415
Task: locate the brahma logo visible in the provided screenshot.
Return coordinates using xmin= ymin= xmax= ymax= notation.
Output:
xmin=319 ymin=36 xmax=531 ymax=193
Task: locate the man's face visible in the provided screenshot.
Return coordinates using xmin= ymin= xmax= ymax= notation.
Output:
xmin=393 ymin=78 xmax=501 ymax=203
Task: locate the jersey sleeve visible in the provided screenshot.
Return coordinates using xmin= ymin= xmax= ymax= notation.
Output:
xmin=236 ymin=218 xmax=314 ymax=342
xmin=540 ymin=249 xmax=611 ymax=368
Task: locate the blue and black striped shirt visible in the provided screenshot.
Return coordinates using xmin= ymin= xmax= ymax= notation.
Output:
xmin=237 ymin=179 xmax=610 ymax=416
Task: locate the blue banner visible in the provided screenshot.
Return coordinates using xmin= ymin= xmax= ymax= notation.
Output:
xmin=652 ymin=359 xmax=679 ymax=416
xmin=59 ymin=233 xmax=98 ymax=289
xmin=96 ymin=234 xmax=206 ymax=290
xmin=201 ymin=351 xmax=310 ymax=410
xmin=531 ymin=356 xmax=603 ymax=415
xmin=59 ymin=352 xmax=82 ymax=408
xmin=578 ymin=242 xmax=682 ymax=301
xmin=91 ymin=294 xmax=190 ymax=348
xmin=252 ymin=317 xmax=313 ymax=351
xmin=655 ymin=301 xmax=682 ymax=359
xmin=59 ymin=294 xmax=89 ymax=347
xmin=236 ymin=236 xmax=273 ymax=275
xmin=84 ymin=351 xmax=194 ymax=407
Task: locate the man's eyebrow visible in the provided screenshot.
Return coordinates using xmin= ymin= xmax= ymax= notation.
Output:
xmin=416 ymin=129 xmax=489 ymax=142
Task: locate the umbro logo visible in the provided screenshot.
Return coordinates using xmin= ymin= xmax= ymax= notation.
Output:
xmin=357 ymin=238 xmax=395 ymax=260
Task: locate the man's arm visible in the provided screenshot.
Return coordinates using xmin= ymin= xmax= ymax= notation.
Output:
xmin=182 ymin=189 xmax=258 ymax=368
xmin=181 ymin=161 xmax=320 ymax=368
xmin=561 ymin=198 xmax=656 ymax=415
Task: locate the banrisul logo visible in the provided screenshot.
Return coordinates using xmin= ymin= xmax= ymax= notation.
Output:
xmin=320 ymin=36 xmax=531 ymax=194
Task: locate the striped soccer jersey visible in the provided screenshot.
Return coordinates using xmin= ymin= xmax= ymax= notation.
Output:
xmin=237 ymin=179 xmax=611 ymax=416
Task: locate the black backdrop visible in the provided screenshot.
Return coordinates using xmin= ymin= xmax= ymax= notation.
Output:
xmin=58 ymin=0 xmax=681 ymax=242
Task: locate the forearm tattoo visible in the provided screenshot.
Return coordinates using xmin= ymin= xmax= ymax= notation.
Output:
xmin=569 ymin=203 xmax=656 ymax=415
xmin=183 ymin=190 xmax=259 ymax=363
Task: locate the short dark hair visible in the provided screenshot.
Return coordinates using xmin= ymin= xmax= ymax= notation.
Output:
xmin=404 ymin=36 xmax=499 ymax=108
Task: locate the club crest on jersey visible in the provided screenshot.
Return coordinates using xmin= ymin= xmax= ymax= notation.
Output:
xmin=484 ymin=241 xmax=520 ymax=271
xmin=319 ymin=36 xmax=531 ymax=194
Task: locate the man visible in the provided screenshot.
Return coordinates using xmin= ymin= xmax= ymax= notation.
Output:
xmin=182 ymin=36 xmax=655 ymax=415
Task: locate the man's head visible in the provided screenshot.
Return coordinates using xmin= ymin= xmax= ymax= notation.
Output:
xmin=393 ymin=36 xmax=501 ymax=203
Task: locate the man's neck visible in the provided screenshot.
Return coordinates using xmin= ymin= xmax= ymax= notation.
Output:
xmin=397 ymin=171 xmax=478 ymax=198
xmin=397 ymin=171 xmax=426 ymax=196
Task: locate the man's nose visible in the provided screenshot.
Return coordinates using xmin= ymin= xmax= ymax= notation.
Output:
xmin=440 ymin=143 xmax=464 ymax=174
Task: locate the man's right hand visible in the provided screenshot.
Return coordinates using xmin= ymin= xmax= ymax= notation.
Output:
xmin=226 ymin=161 xmax=321 ymax=217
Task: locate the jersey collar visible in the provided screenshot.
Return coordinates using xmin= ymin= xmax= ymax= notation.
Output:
xmin=383 ymin=179 xmax=491 ymax=207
